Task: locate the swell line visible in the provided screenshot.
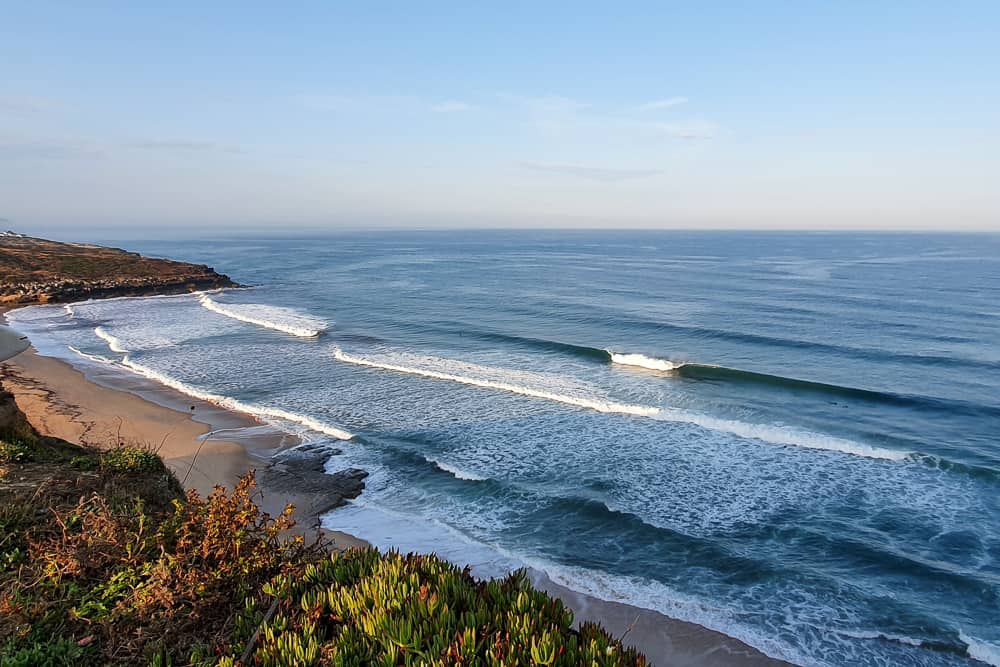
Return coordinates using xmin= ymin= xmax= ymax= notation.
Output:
xmin=654 ymin=408 xmax=910 ymax=460
xmin=332 ymin=348 xmax=909 ymax=461
xmin=199 ymin=294 xmax=327 ymax=338
xmin=119 ymin=356 xmax=353 ymax=440
xmin=331 ymin=348 xmax=660 ymax=417
xmin=66 ymin=345 xmax=354 ymax=441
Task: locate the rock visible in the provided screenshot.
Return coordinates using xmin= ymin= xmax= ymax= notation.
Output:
xmin=262 ymin=445 xmax=369 ymax=515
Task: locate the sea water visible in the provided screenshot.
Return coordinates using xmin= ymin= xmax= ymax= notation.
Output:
xmin=9 ymin=231 xmax=1000 ymax=666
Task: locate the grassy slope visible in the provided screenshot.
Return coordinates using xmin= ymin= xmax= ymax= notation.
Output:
xmin=0 ymin=388 xmax=648 ymax=667
xmin=0 ymin=236 xmax=237 ymax=303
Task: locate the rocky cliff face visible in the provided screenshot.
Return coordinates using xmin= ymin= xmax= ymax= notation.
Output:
xmin=0 ymin=236 xmax=239 ymax=304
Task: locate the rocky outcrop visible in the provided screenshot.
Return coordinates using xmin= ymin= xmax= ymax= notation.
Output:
xmin=0 ymin=236 xmax=239 ymax=304
xmin=262 ymin=442 xmax=369 ymax=516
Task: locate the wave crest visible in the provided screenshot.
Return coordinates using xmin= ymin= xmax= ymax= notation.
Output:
xmin=654 ymin=409 xmax=910 ymax=461
xmin=961 ymin=632 xmax=1000 ymax=667
xmin=199 ymin=294 xmax=327 ymax=338
xmin=609 ymin=352 xmax=681 ymax=372
xmin=332 ymin=348 xmax=661 ymax=417
xmin=94 ymin=326 xmax=128 ymax=354
xmin=430 ymin=459 xmax=488 ymax=481
xmin=114 ymin=356 xmax=353 ymax=440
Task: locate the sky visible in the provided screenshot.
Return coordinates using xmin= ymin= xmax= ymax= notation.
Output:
xmin=1 ymin=1 xmax=998 ymax=235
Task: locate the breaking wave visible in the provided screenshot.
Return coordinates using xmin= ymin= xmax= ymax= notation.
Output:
xmin=653 ymin=409 xmax=910 ymax=461
xmin=104 ymin=355 xmax=354 ymax=440
xmin=331 ymin=348 xmax=661 ymax=417
xmin=429 ymin=459 xmax=488 ymax=481
xmin=961 ymin=632 xmax=1000 ymax=667
xmin=609 ymin=352 xmax=681 ymax=372
xmin=199 ymin=294 xmax=327 ymax=338
xmin=94 ymin=326 xmax=127 ymax=354
xmin=334 ymin=348 xmax=909 ymax=461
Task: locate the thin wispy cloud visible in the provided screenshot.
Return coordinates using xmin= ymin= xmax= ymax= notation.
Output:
xmin=637 ymin=97 xmax=688 ymax=111
xmin=521 ymin=161 xmax=663 ymax=182
xmin=296 ymin=93 xmax=474 ymax=115
xmin=430 ymin=101 xmax=473 ymax=113
xmin=294 ymin=93 xmax=417 ymax=113
xmin=0 ymin=139 xmax=102 ymax=160
xmin=130 ymin=140 xmax=242 ymax=153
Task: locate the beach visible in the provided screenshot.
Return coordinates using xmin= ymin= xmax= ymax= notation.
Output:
xmin=0 ymin=341 xmax=368 ymax=551
xmin=0 ymin=325 xmax=791 ymax=667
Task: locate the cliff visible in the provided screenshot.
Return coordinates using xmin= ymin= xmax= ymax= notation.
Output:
xmin=0 ymin=235 xmax=239 ymax=304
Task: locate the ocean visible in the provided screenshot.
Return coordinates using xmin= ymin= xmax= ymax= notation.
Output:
xmin=8 ymin=230 xmax=1000 ymax=666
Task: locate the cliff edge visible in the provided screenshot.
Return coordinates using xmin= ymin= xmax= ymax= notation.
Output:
xmin=0 ymin=235 xmax=239 ymax=304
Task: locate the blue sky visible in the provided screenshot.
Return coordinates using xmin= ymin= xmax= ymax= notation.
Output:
xmin=2 ymin=2 xmax=998 ymax=234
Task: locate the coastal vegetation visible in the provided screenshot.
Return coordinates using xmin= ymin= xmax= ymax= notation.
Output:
xmin=0 ymin=388 xmax=647 ymax=666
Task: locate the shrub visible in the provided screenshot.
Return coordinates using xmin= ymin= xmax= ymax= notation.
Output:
xmin=0 ymin=636 xmax=88 ymax=667
xmin=228 ymin=549 xmax=647 ymax=667
xmin=2 ymin=440 xmax=648 ymax=667
xmin=0 ymin=437 xmax=33 ymax=463
xmin=100 ymin=445 xmax=164 ymax=474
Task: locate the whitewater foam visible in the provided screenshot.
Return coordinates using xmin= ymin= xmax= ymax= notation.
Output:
xmin=63 ymin=304 xmax=74 ymax=318
xmin=94 ymin=326 xmax=128 ymax=354
xmin=332 ymin=348 xmax=661 ymax=417
xmin=838 ymin=629 xmax=924 ymax=648
xmin=610 ymin=352 xmax=681 ymax=372
xmin=199 ymin=294 xmax=327 ymax=338
xmin=334 ymin=348 xmax=904 ymax=461
xmin=67 ymin=346 xmax=117 ymax=366
xmin=430 ymin=458 xmax=488 ymax=481
xmin=653 ymin=409 xmax=909 ymax=461
xmin=113 ymin=356 xmax=353 ymax=440
xmin=961 ymin=632 xmax=1000 ymax=667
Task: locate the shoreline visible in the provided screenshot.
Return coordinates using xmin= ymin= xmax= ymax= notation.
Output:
xmin=0 ymin=343 xmax=367 ymax=551
xmin=1 ymin=309 xmax=794 ymax=667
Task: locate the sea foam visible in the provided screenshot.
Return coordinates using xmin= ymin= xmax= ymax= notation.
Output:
xmin=334 ymin=348 xmax=905 ymax=461
xmin=199 ymin=294 xmax=327 ymax=338
xmin=429 ymin=458 xmax=488 ymax=481
xmin=111 ymin=356 xmax=353 ymax=441
xmin=609 ymin=352 xmax=681 ymax=372
xmin=94 ymin=326 xmax=128 ymax=354
xmin=653 ymin=409 xmax=909 ymax=461
xmin=332 ymin=348 xmax=661 ymax=417
xmin=961 ymin=632 xmax=1000 ymax=667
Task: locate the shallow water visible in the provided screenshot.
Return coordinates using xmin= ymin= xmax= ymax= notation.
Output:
xmin=10 ymin=231 xmax=1000 ymax=666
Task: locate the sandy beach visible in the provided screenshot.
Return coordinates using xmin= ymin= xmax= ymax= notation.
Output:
xmin=0 ymin=343 xmax=367 ymax=551
xmin=0 ymin=323 xmax=793 ymax=667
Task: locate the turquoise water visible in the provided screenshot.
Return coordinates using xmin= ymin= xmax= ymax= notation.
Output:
xmin=10 ymin=231 xmax=1000 ymax=666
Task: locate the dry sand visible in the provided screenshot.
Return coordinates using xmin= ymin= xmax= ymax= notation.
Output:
xmin=0 ymin=341 xmax=794 ymax=666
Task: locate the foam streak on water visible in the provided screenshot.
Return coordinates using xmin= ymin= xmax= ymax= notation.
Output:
xmin=114 ymin=354 xmax=354 ymax=441
xmin=332 ymin=347 xmax=661 ymax=416
xmin=960 ymin=633 xmax=1000 ymax=667
xmin=199 ymin=294 xmax=327 ymax=338
xmin=654 ymin=409 xmax=910 ymax=461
